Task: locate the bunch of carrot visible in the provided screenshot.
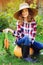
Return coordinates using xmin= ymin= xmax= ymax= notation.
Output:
xmin=3 ymin=32 xmax=11 ymax=55
xmin=4 ymin=32 xmax=9 ymax=50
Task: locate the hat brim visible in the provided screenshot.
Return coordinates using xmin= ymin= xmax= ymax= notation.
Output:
xmin=14 ymin=8 xmax=38 ymax=20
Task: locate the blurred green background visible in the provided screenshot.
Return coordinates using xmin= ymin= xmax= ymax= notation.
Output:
xmin=0 ymin=0 xmax=43 ymax=65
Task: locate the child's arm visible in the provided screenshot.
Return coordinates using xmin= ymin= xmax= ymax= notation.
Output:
xmin=3 ymin=28 xmax=18 ymax=37
xmin=3 ymin=21 xmax=24 ymax=38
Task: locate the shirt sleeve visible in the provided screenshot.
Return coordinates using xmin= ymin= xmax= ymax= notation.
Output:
xmin=31 ymin=21 xmax=37 ymax=43
xmin=13 ymin=21 xmax=23 ymax=38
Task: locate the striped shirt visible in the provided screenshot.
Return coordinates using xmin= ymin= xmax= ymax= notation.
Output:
xmin=13 ymin=20 xmax=37 ymax=43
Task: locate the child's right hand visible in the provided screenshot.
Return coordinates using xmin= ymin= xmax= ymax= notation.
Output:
xmin=3 ymin=28 xmax=14 ymax=33
xmin=3 ymin=28 xmax=10 ymax=33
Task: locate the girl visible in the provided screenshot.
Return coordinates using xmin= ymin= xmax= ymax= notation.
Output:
xmin=3 ymin=3 xmax=43 ymax=62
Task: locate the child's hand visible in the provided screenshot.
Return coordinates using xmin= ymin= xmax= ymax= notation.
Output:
xmin=3 ymin=28 xmax=14 ymax=33
xmin=3 ymin=28 xmax=9 ymax=33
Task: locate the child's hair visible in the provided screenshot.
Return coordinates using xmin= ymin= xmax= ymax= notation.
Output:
xmin=18 ymin=8 xmax=34 ymax=23
xmin=18 ymin=15 xmax=23 ymax=26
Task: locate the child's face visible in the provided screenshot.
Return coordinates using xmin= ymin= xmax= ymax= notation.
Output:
xmin=22 ymin=8 xmax=29 ymax=18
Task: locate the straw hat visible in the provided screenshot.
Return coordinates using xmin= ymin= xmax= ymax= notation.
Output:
xmin=14 ymin=3 xmax=38 ymax=20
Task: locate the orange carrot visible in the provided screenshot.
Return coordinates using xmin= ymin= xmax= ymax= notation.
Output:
xmin=4 ymin=32 xmax=10 ymax=49
xmin=4 ymin=38 xmax=9 ymax=49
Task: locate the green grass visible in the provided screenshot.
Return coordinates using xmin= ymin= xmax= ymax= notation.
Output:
xmin=0 ymin=32 xmax=43 ymax=65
